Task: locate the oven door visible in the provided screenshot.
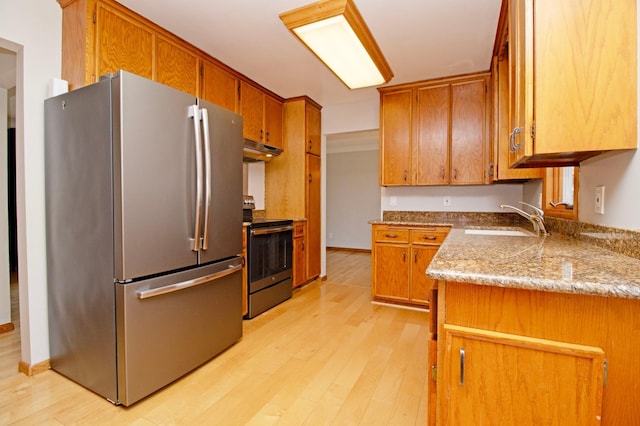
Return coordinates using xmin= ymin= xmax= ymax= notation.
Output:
xmin=248 ymin=225 xmax=293 ymax=293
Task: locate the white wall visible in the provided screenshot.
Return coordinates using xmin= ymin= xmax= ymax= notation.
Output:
xmin=579 ymin=151 xmax=640 ymax=230
xmin=326 ymin=149 xmax=380 ymax=250
xmin=247 ymin=162 xmax=265 ymax=210
xmin=0 ymin=0 xmax=62 ymax=365
xmin=0 ymin=88 xmax=9 ymax=326
xmin=381 ymin=184 xmax=523 ymax=212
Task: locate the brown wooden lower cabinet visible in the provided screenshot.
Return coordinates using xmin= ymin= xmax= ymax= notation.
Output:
xmin=371 ymin=224 xmax=449 ymax=308
xmin=242 ymin=226 xmax=248 ymax=317
xmin=430 ymin=280 xmax=640 ymax=425
xmin=292 ymin=221 xmax=306 ymax=289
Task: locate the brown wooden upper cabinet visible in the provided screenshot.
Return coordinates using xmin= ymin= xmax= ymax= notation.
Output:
xmin=94 ymin=1 xmax=155 ymax=83
xmin=200 ymin=60 xmax=238 ymax=113
xmin=489 ymin=11 xmax=543 ymax=181
xmin=505 ymin=0 xmax=637 ymax=167
xmin=58 ymin=0 xmax=282 ymax=118
xmin=379 ymin=73 xmax=491 ymax=186
xmin=239 ymin=81 xmax=283 ymax=149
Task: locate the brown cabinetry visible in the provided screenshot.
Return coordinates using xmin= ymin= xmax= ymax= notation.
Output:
xmin=292 ymin=221 xmax=306 ymax=289
xmin=505 ymin=0 xmax=637 ymax=167
xmin=200 ymin=60 xmax=238 ymax=112
xmin=371 ymin=224 xmax=449 ymax=308
xmin=265 ymin=97 xmax=322 ymax=283
xmin=58 ymin=0 xmax=283 ymax=118
xmin=379 ymin=73 xmax=490 ymax=186
xmin=94 ymin=1 xmax=154 ymax=82
xmin=441 ymin=324 xmax=604 ymax=425
xmin=242 ymin=226 xmax=248 ymax=316
xmin=240 ymin=81 xmax=283 ymax=149
xmin=430 ymin=281 xmax=640 ymax=425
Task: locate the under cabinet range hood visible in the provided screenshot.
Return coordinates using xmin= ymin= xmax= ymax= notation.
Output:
xmin=243 ymin=139 xmax=282 ymax=162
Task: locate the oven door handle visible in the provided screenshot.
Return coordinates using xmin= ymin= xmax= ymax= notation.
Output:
xmin=250 ymin=225 xmax=294 ymax=236
xmin=137 ymin=264 xmax=242 ymax=300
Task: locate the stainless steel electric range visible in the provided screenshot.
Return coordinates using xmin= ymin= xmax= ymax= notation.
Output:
xmin=243 ymin=196 xmax=293 ymax=319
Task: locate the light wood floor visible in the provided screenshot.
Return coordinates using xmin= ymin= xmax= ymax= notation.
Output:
xmin=0 ymin=250 xmax=429 ymax=425
xmin=0 ymin=272 xmax=20 ymax=381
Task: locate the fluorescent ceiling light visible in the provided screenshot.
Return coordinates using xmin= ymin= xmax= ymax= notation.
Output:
xmin=280 ymin=0 xmax=393 ymax=89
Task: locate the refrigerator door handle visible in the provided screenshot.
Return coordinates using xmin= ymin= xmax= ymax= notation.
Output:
xmin=201 ymin=108 xmax=212 ymax=250
xmin=188 ymin=105 xmax=203 ymax=251
xmin=136 ymin=264 xmax=242 ymax=299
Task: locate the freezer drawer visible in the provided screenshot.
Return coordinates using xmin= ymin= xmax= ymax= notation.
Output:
xmin=115 ymin=258 xmax=242 ymax=406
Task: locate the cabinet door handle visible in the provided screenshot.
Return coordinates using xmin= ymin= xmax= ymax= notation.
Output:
xmin=441 ymin=168 xmax=445 ymax=180
xmin=414 ymin=251 xmax=418 ymax=263
xmin=488 ymin=162 xmax=495 ymax=177
xmin=423 ymin=236 xmax=437 ymax=241
xmin=260 ymin=129 xmax=264 ymax=141
xmin=403 ymin=170 xmax=408 ymax=182
xmin=308 ymin=139 xmax=312 ymax=150
xmin=301 ymin=241 xmax=305 ymax=251
xmin=460 ymin=348 xmax=465 ymax=386
xmin=509 ymin=127 xmax=522 ymax=152
xmin=385 ymin=233 xmax=398 ymax=238
xmin=453 ymin=168 xmax=458 ymax=180
xmin=402 ymin=251 xmax=406 ymax=262
xmin=266 ymin=131 xmax=270 ymax=142
xmin=308 ymin=173 xmax=312 ymax=183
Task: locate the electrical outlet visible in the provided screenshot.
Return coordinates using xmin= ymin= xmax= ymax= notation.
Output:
xmin=595 ymin=186 xmax=605 ymax=215
xmin=390 ymin=196 xmax=398 ymax=207
xmin=443 ymin=196 xmax=451 ymax=207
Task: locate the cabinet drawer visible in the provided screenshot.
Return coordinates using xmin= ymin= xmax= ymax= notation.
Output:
xmin=374 ymin=228 xmax=410 ymax=243
xmin=411 ymin=229 xmax=449 ymax=245
xmin=294 ymin=223 xmax=305 ymax=238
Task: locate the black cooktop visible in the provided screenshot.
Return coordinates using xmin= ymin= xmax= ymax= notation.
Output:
xmin=247 ymin=218 xmax=293 ymax=229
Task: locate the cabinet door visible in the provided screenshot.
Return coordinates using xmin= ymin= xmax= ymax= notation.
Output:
xmin=293 ymin=236 xmax=306 ymax=288
xmin=155 ymin=35 xmax=199 ymax=96
xmin=507 ymin=0 xmax=533 ymax=166
xmin=373 ymin=244 xmax=409 ymax=300
xmin=380 ymin=90 xmax=412 ymax=185
xmin=201 ymin=61 xmax=238 ymax=112
xmin=533 ymin=0 xmax=636 ymax=156
xmin=451 ymin=79 xmax=486 ymax=185
xmin=306 ymin=103 xmax=322 ymax=156
xmin=95 ymin=2 xmax=153 ymax=81
xmin=442 ymin=325 xmax=605 ymax=426
xmin=264 ymin=95 xmax=283 ymax=149
xmin=239 ymin=81 xmax=264 ymax=142
xmin=410 ymin=246 xmax=438 ymax=306
xmin=306 ymin=154 xmax=321 ymax=280
xmin=415 ymin=85 xmax=450 ymax=185
xmin=493 ymin=54 xmax=543 ymax=180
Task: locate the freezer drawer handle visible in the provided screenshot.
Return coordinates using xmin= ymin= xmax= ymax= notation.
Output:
xmin=250 ymin=225 xmax=294 ymax=236
xmin=137 ymin=264 xmax=242 ymax=300
xmin=188 ymin=104 xmax=203 ymax=252
xmin=201 ymin=107 xmax=212 ymax=250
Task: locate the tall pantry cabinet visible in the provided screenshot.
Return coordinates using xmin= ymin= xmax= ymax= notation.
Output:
xmin=265 ymin=97 xmax=322 ymax=283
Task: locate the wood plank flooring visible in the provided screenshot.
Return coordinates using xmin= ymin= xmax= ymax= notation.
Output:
xmin=0 ymin=250 xmax=429 ymax=425
xmin=0 ymin=272 xmax=20 ymax=381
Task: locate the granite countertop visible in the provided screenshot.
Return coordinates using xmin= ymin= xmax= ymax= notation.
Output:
xmin=428 ymin=227 xmax=640 ymax=300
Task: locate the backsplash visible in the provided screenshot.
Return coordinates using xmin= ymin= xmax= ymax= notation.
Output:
xmin=381 ymin=211 xmax=531 ymax=227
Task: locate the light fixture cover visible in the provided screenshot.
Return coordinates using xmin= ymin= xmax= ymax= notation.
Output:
xmin=280 ymin=0 xmax=393 ymax=89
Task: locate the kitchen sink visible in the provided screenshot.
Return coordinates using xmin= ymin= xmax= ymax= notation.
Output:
xmin=464 ymin=228 xmax=534 ymax=237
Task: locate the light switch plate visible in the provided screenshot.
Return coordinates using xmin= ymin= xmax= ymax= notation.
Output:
xmin=595 ymin=186 xmax=605 ymax=214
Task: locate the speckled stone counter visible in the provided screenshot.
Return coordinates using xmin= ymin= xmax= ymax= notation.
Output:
xmin=428 ymin=228 xmax=640 ymax=300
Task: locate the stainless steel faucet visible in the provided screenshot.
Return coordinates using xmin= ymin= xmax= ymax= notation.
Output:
xmin=500 ymin=202 xmax=548 ymax=235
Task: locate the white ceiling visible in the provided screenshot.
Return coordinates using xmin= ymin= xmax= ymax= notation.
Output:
xmin=117 ymin=0 xmax=502 ymax=108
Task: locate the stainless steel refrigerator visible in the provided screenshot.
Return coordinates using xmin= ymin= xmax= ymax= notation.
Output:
xmin=45 ymin=70 xmax=243 ymax=406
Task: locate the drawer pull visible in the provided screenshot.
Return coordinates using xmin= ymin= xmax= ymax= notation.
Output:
xmin=460 ymin=348 xmax=465 ymax=385
xmin=385 ymin=233 xmax=398 ymax=238
xmin=423 ymin=236 xmax=437 ymax=240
